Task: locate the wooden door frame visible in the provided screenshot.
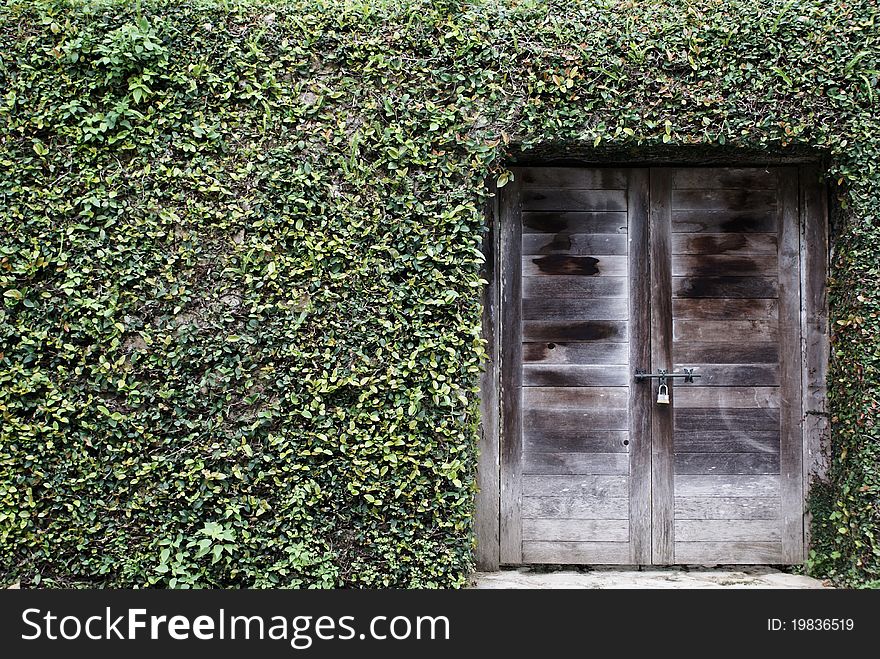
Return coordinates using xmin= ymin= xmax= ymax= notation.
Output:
xmin=475 ymin=164 xmax=829 ymax=570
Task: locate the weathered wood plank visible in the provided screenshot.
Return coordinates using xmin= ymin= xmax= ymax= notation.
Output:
xmin=523 ymin=496 xmax=630 ymax=519
xmin=522 ymin=386 xmax=629 ymax=409
xmin=523 ymin=519 xmax=629 ymax=542
xmin=671 ymin=364 xmax=780 ymax=386
xmin=674 ymin=387 xmax=780 ymax=408
xmin=674 ymin=452 xmax=780 ymax=475
xmin=650 ymin=167 xmax=674 ymax=563
xmin=627 ymin=167 xmax=652 ymax=565
xmin=475 ymin=180 xmax=500 ymax=570
xmin=672 ymin=254 xmax=777 ymax=277
xmin=674 ymin=541 xmax=783 ymax=564
xmin=524 ymin=452 xmax=630 ymax=476
xmin=672 ymin=189 xmax=776 ymax=211
xmin=522 ymin=320 xmax=629 ymax=343
xmin=522 ymin=233 xmax=628 ymax=256
xmin=523 ymin=341 xmax=629 ymax=365
xmin=673 ymin=320 xmax=778 ymax=342
xmin=673 ymin=276 xmax=778 ymax=298
xmin=524 ymin=430 xmax=630 ymax=454
xmin=522 ymin=475 xmax=629 ymax=498
xmin=672 ymin=209 xmax=777 ymax=233
xmin=674 ymin=496 xmax=780 ymax=520
xmin=522 ymin=212 xmax=628 ymax=235
xmin=672 ymin=298 xmax=778 ymax=320
xmin=523 ymin=365 xmax=631 ymax=387
xmin=523 ymin=408 xmax=629 ymax=431
xmin=673 ymin=341 xmax=778 ymax=364
xmin=674 ymin=519 xmax=781 ymax=542
xmin=672 ymin=233 xmax=778 ymax=255
xmin=674 ymin=407 xmax=780 ymax=431
xmin=674 ymin=430 xmax=780 ymax=454
xmin=499 ymin=176 xmax=523 ymax=564
xmin=800 ymin=164 xmax=830 ymax=559
xmin=522 ymin=541 xmax=631 ymax=564
xmin=675 ymin=475 xmax=780 ymax=497
xmin=777 ymin=167 xmax=804 ymax=563
xmin=521 ymin=189 xmax=627 ymax=212
xmin=672 ymin=168 xmax=778 ymax=190
xmin=521 ymin=254 xmax=627 ymax=276
xmin=523 ymin=275 xmax=627 ymax=298
xmin=522 ymin=297 xmax=628 ymax=321
xmin=519 ymin=167 xmax=627 ymax=189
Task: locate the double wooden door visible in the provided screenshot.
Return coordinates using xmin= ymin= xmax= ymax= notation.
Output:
xmin=499 ymin=167 xmax=806 ymax=565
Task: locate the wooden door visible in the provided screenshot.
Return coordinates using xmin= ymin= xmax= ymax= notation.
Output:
xmin=500 ymin=168 xmax=651 ymax=564
xmin=654 ymin=167 xmax=803 ymax=564
xmin=499 ymin=166 xmax=806 ymax=565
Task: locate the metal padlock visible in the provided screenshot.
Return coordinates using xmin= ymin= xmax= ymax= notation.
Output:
xmin=657 ymin=383 xmax=670 ymax=404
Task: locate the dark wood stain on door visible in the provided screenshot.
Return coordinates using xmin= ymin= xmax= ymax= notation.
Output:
xmin=497 ymin=166 xmax=819 ymax=566
xmin=529 ymin=255 xmax=602 ymax=276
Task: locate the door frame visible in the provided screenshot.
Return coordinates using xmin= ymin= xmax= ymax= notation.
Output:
xmin=474 ymin=164 xmax=829 ymax=569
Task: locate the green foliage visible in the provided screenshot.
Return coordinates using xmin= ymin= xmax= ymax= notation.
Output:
xmin=810 ymin=182 xmax=880 ymax=588
xmin=1 ymin=0 xmax=879 ymax=587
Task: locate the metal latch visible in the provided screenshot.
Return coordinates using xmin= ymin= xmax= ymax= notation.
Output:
xmin=633 ymin=368 xmax=701 ymax=384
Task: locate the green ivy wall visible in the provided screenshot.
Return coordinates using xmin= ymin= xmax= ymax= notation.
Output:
xmin=1 ymin=0 xmax=878 ymax=587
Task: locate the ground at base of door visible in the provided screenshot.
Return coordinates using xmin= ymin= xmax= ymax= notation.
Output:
xmin=471 ymin=566 xmax=828 ymax=589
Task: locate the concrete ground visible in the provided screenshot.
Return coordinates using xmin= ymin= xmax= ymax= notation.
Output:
xmin=6 ymin=569 xmax=827 ymax=590
xmin=472 ymin=566 xmax=828 ymax=589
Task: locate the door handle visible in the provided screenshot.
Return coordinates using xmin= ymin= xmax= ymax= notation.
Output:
xmin=633 ymin=368 xmax=701 ymax=384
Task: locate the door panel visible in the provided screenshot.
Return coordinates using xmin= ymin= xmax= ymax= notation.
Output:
xmin=663 ymin=166 xmax=803 ymax=564
xmin=501 ymin=167 xmax=650 ymax=565
xmin=499 ymin=166 xmax=805 ymax=565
